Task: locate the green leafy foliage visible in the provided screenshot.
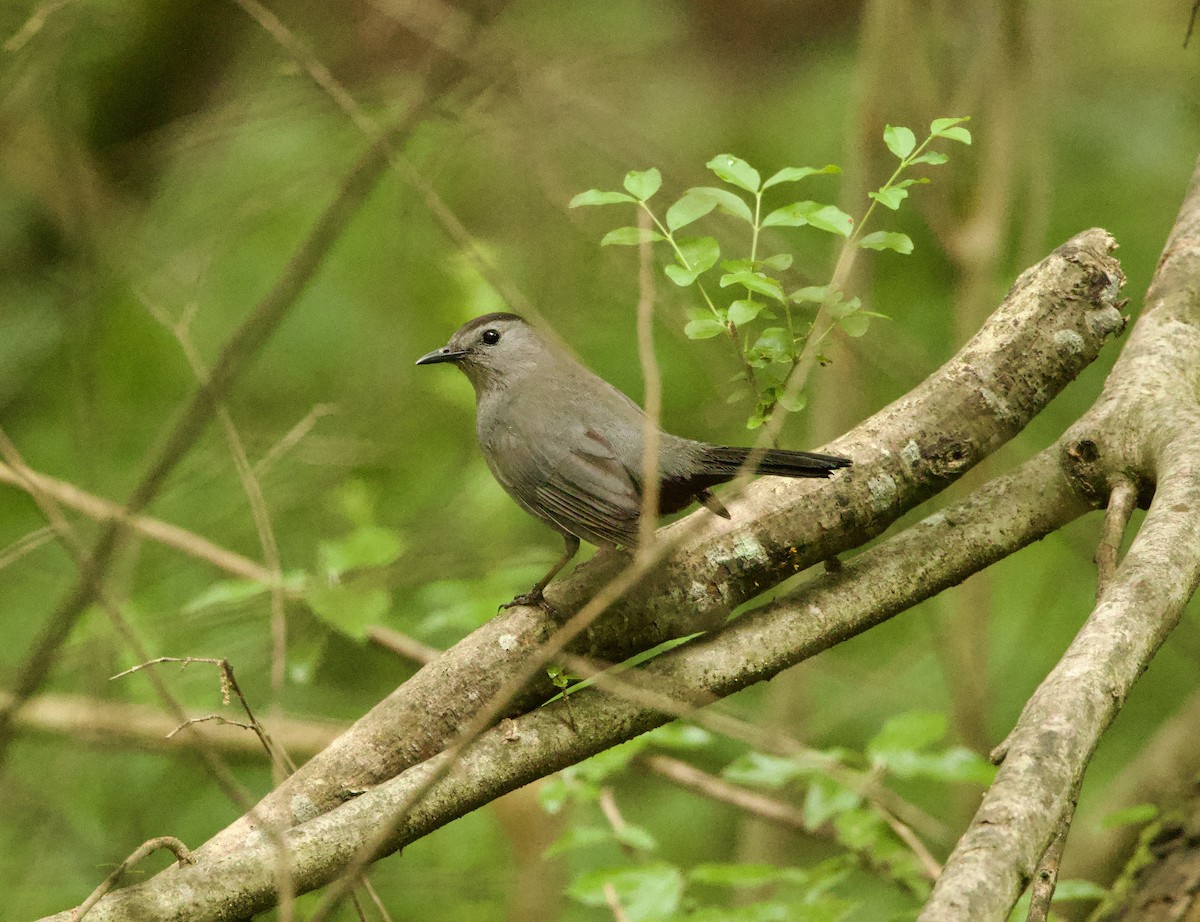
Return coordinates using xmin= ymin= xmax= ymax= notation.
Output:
xmin=573 ymin=117 xmax=967 ymax=428
xmin=624 ymin=167 xmax=663 ymax=200
xmin=568 ymin=863 xmax=685 ymax=921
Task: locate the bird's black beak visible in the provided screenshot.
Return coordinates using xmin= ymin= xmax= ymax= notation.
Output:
xmin=415 ymin=346 xmax=467 ymax=366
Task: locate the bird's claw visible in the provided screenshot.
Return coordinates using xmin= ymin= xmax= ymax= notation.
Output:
xmin=500 ymin=590 xmax=558 ymax=616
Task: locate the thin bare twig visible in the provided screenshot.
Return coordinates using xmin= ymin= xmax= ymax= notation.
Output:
xmin=365 ymin=625 xmax=441 ymax=665
xmin=70 ymin=836 xmax=194 ymax=922
xmin=139 ymin=291 xmax=291 ymax=712
xmin=1096 ymin=477 xmax=1138 ymax=599
xmin=112 ymin=657 xmax=295 ymax=774
xmin=598 ymin=787 xmax=636 ymax=858
xmin=255 ymin=404 xmax=337 ymax=476
xmin=1024 ymin=792 xmax=1077 ymax=922
xmin=0 ymin=51 xmax=473 ymax=762
xmin=0 ymin=433 xmax=298 ymax=920
xmin=635 ymin=207 xmax=661 ymax=555
xmin=0 ymin=460 xmax=276 ymax=584
xmin=167 ymin=715 xmax=257 ymax=739
xmin=0 ymin=525 xmax=54 ymax=572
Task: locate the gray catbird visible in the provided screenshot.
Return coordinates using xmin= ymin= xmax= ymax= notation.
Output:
xmin=417 ymin=312 xmax=851 ymax=607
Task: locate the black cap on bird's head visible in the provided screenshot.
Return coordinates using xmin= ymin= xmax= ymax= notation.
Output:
xmin=416 ymin=312 xmax=543 ymax=392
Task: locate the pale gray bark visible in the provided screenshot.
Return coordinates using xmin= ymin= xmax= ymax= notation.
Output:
xmin=918 ymin=156 xmax=1200 ymax=921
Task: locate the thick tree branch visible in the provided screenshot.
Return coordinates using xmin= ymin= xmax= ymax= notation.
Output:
xmin=201 ymin=229 xmax=1125 ymax=859
xmin=39 ymin=441 xmax=1093 ymax=920
xmin=920 ymin=154 xmax=1200 ymax=921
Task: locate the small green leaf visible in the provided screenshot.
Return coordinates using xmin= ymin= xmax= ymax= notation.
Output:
xmin=601 ymin=226 xmax=663 ymax=246
xmin=762 ymin=200 xmax=816 ymax=228
xmin=909 ymin=150 xmax=948 ymax=166
xmin=706 ymin=153 xmax=762 ymax=193
xmin=931 ymin=116 xmax=972 ymax=144
xmin=931 ymin=116 xmax=970 ymax=133
xmin=615 ymin=823 xmax=659 ymax=853
xmin=1049 ymin=880 xmax=1107 ymax=901
xmin=722 ymin=751 xmax=804 ymax=788
xmin=686 ymin=186 xmax=755 ymax=223
xmin=721 ymin=258 xmax=756 ymax=273
xmin=645 ymin=723 xmax=713 ymax=749
xmin=319 ymin=526 xmax=405 ymax=579
xmin=543 ymin=825 xmax=614 ymax=857
xmin=567 ymin=864 xmax=685 ymax=921
xmin=720 ymin=270 xmax=784 ymax=302
xmin=623 ymin=168 xmax=662 ymax=200
xmin=790 ymin=285 xmax=832 ymax=304
xmin=306 ymin=584 xmax=390 ymax=639
xmin=569 ymin=189 xmax=636 ymax=207
xmin=868 ymin=186 xmax=908 ymax=210
xmin=838 ymin=314 xmax=870 ymax=337
xmin=858 ymin=231 xmax=914 ymax=254
xmin=689 ymin=864 xmax=795 ymax=888
xmin=761 ymin=164 xmax=841 ymax=189
xmin=868 ymin=711 xmax=947 ymax=760
xmin=777 ymin=389 xmax=807 ymax=413
xmin=803 ymin=775 xmax=862 ymax=829
xmin=750 ymin=327 xmax=792 ymax=360
xmin=805 ymin=205 xmax=854 ymax=237
xmin=760 ymin=253 xmax=793 ymax=271
xmin=884 ymin=124 xmax=917 ymax=159
xmin=664 ymin=265 xmax=699 ymax=287
xmin=728 ymin=299 xmax=763 ymax=326
xmin=684 ymin=317 xmax=728 ymax=340
xmin=938 ymin=126 xmax=972 ymax=145
xmin=1101 ymin=803 xmax=1159 ymax=829
xmin=184 ymin=578 xmax=270 ymax=613
xmin=666 ymin=188 xmax=718 ymax=231
xmin=677 ymin=236 xmax=721 ymax=272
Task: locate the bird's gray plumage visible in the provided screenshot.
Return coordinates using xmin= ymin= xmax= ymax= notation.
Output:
xmin=416 ymin=312 xmax=850 ymax=604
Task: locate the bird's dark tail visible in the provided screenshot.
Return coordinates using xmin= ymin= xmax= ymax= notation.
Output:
xmin=696 ymin=445 xmax=852 ymax=479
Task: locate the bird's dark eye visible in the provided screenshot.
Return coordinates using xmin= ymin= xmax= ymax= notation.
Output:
xmin=481 ymin=329 xmax=501 ymax=345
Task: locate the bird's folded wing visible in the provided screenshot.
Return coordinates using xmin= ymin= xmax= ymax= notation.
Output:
xmin=534 ymin=429 xmax=641 ymax=548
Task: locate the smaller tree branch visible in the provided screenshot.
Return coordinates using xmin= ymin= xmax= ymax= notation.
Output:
xmin=1024 ymin=777 xmax=1080 ymax=922
xmin=71 ymin=837 xmax=194 ymax=922
xmin=1095 ymin=478 xmax=1137 ymax=598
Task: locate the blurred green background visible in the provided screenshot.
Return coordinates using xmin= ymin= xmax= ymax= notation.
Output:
xmin=0 ymin=0 xmax=1198 ymax=918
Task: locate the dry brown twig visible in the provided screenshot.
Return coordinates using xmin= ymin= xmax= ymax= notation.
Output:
xmin=70 ymin=836 xmax=194 ymax=922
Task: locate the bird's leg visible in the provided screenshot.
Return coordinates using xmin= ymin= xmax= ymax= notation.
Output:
xmin=502 ymin=534 xmax=580 ymax=613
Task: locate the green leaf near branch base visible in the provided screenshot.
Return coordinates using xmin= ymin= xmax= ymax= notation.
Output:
xmin=720 ymin=270 xmax=785 ymax=302
xmin=319 ymin=526 xmax=405 ymax=579
xmin=685 ymin=186 xmax=755 ymax=223
xmin=858 ymin=231 xmax=914 ymax=254
xmin=684 ymin=317 xmax=728 ymax=339
xmin=869 ymin=186 xmax=908 ymax=210
xmin=601 ymin=226 xmax=664 ymax=246
xmin=666 ymin=188 xmax=718 ymax=230
xmin=569 ymin=189 xmax=636 ymax=207
xmin=884 ymin=124 xmax=917 ymax=159
xmin=567 ymin=864 xmax=685 ymax=921
xmin=931 ymin=116 xmax=972 ymax=145
xmin=728 ymin=299 xmax=763 ymax=326
xmin=761 ymin=163 xmax=841 ymax=189
xmin=623 ymin=167 xmax=662 ymax=200
xmin=706 ymin=153 xmax=762 ymax=193
xmin=764 ymin=201 xmax=854 ymax=236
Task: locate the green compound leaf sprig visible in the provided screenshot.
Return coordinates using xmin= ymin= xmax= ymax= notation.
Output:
xmin=571 ymin=116 xmax=971 ymax=429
